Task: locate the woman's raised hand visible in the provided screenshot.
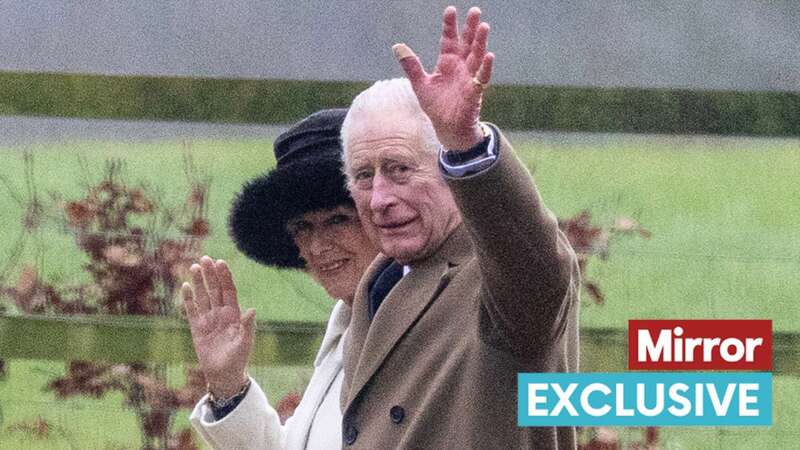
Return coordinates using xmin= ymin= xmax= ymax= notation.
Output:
xmin=182 ymin=256 xmax=256 ymax=398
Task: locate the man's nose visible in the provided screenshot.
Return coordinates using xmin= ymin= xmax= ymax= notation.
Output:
xmin=369 ymin=173 xmax=398 ymax=212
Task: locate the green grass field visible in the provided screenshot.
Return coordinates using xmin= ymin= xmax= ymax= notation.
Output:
xmin=2 ymin=135 xmax=797 ymax=328
xmin=1 ymin=134 xmax=798 ymax=448
xmin=1 ymin=360 xmax=797 ymax=449
xmin=0 ymin=359 xmax=314 ymax=449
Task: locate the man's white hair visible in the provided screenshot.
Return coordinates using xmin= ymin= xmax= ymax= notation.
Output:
xmin=340 ymin=78 xmax=440 ymax=175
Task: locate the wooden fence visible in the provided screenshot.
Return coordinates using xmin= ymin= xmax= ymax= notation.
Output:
xmin=2 ymin=314 xmax=798 ymax=374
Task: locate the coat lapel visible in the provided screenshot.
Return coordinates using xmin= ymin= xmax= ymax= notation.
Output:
xmin=286 ymin=301 xmax=349 ymax=449
xmin=343 ymin=225 xmax=474 ymax=408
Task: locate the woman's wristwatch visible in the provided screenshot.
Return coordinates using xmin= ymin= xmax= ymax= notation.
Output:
xmin=207 ymin=377 xmax=252 ymax=418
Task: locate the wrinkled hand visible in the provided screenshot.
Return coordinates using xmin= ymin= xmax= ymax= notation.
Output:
xmin=393 ymin=6 xmax=494 ymax=150
xmin=182 ymin=256 xmax=256 ymax=398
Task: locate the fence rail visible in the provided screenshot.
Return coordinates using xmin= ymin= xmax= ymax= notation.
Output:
xmin=0 ymin=314 xmax=322 ymax=366
xmin=2 ymin=314 xmax=798 ymax=374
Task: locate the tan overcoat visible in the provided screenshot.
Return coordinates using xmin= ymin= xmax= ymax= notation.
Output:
xmin=341 ymin=129 xmax=581 ymax=449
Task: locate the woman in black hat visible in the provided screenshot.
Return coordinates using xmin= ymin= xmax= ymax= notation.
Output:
xmin=185 ymin=109 xmax=378 ymax=449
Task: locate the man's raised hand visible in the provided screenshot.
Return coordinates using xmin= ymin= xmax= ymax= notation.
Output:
xmin=182 ymin=256 xmax=256 ymax=398
xmin=393 ymin=6 xmax=494 ymax=150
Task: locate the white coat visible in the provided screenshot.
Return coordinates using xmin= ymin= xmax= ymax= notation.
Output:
xmin=190 ymin=301 xmax=350 ymax=450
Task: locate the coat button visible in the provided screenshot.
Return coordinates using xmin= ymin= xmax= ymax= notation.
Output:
xmin=390 ymin=405 xmax=405 ymax=424
xmin=344 ymin=424 xmax=358 ymax=445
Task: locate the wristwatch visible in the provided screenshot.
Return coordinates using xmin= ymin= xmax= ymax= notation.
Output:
xmin=207 ymin=377 xmax=252 ymax=410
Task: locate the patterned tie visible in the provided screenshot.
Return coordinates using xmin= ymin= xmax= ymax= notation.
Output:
xmin=367 ymin=260 xmax=404 ymax=321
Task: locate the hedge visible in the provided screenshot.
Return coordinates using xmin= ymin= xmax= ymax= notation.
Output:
xmin=2 ymin=71 xmax=799 ymax=136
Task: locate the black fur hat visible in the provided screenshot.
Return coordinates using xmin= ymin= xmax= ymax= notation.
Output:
xmin=229 ymin=109 xmax=352 ymax=269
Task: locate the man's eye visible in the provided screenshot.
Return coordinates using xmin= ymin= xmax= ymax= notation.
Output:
xmin=390 ymin=164 xmax=410 ymax=173
xmin=354 ymin=170 xmax=373 ymax=180
xmin=387 ymin=164 xmax=412 ymax=180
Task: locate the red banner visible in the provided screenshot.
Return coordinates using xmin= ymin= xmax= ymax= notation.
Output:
xmin=628 ymin=320 xmax=772 ymax=370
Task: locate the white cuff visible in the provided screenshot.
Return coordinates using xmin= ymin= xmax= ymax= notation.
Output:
xmin=189 ymin=377 xmax=285 ymax=450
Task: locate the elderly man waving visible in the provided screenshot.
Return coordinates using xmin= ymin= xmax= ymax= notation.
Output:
xmin=339 ymin=6 xmax=580 ymax=450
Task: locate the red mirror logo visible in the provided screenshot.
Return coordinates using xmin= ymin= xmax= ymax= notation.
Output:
xmin=628 ymin=320 xmax=772 ymax=371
